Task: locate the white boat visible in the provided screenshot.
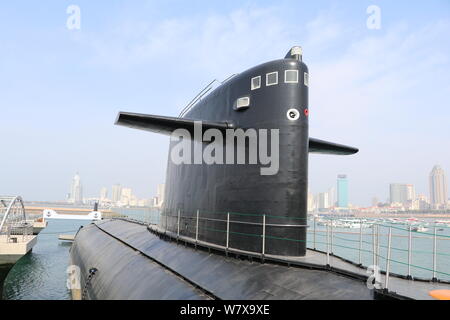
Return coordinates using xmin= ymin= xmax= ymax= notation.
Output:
xmin=411 ymin=226 xmax=428 ymax=233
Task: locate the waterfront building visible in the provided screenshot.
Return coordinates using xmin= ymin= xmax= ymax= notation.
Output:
xmin=68 ymin=173 xmax=83 ymax=205
xmin=390 ymin=184 xmax=415 ymax=206
xmin=121 ymin=188 xmax=133 ymax=206
xmin=112 ymin=184 xmax=122 ymax=203
xmin=153 ymin=184 xmax=165 ymax=208
xmin=317 ymin=192 xmax=329 ymax=210
xmin=100 ymin=187 xmax=108 ymax=201
xmin=307 ymin=192 xmax=314 ymax=212
xmin=429 ymin=165 xmax=448 ymax=209
xmin=328 ymin=187 xmax=336 ymax=208
xmin=337 ymin=175 xmax=348 ymax=208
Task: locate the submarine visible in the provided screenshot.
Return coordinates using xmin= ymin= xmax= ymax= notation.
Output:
xmin=70 ymin=47 xmax=369 ymax=300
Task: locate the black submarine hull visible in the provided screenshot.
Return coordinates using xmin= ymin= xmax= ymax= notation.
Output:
xmin=0 ymin=264 xmax=13 ymax=299
xmin=70 ymin=219 xmax=375 ymax=300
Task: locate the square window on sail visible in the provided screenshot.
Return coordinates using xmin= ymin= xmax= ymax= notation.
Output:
xmin=285 ymin=70 xmax=299 ymax=83
xmin=266 ymin=72 xmax=278 ymax=86
xmin=251 ymin=76 xmax=261 ymax=90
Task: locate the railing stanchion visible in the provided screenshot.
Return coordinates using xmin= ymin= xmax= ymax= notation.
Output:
xmin=177 ymin=209 xmax=180 ymax=241
xmin=313 ymin=215 xmax=316 ymax=250
xmin=384 ymin=227 xmax=392 ymax=290
xmin=226 ymin=213 xmax=230 ymax=256
xmin=372 ymin=224 xmax=376 ymax=267
xmin=262 ymin=215 xmax=266 ymax=263
xmin=433 ymin=227 xmax=437 ymax=282
xmin=376 ymin=224 xmax=380 ymax=267
xmin=359 ymin=218 xmax=363 ymax=265
xmin=330 ymin=219 xmax=334 ymax=254
xmin=195 ymin=210 xmax=199 ymax=248
xmin=163 ymin=212 xmax=167 ymax=233
xmin=408 ymin=225 xmax=412 ymax=279
xmin=326 ymin=224 xmax=330 ymax=266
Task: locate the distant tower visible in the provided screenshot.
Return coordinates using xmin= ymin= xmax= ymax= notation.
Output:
xmin=429 ymin=165 xmax=448 ymax=209
xmin=121 ymin=188 xmax=133 ymax=206
xmin=156 ymin=184 xmax=165 ymax=208
xmin=318 ymin=192 xmax=329 ymax=209
xmin=112 ymin=184 xmax=122 ymax=203
xmin=69 ymin=173 xmax=83 ymax=205
xmin=328 ymin=187 xmax=336 ymax=208
xmin=100 ymin=187 xmax=108 ymax=201
xmin=307 ymin=192 xmax=314 ymax=212
xmin=337 ymin=175 xmax=348 ymax=208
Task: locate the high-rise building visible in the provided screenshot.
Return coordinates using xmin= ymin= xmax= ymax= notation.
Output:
xmin=429 ymin=165 xmax=448 ymax=208
xmin=318 ymin=192 xmax=329 ymax=210
xmin=416 ymin=194 xmax=430 ymax=210
xmin=337 ymin=175 xmax=348 ymax=208
xmin=121 ymin=188 xmax=133 ymax=205
xmin=307 ymin=192 xmax=314 ymax=212
xmin=390 ymin=184 xmax=415 ymax=205
xmin=112 ymin=184 xmax=122 ymax=203
xmin=328 ymin=187 xmax=336 ymax=208
xmin=155 ymin=184 xmax=165 ymax=208
xmin=100 ymin=187 xmax=108 ymax=201
xmin=69 ymin=173 xmax=83 ymax=205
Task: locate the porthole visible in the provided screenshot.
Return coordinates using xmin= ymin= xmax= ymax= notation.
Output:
xmin=234 ymin=96 xmax=251 ymax=110
xmin=287 ymin=108 xmax=300 ymax=121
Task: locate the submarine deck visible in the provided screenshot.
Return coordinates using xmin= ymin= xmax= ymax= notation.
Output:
xmin=73 ymin=219 xmax=449 ymax=300
xmin=146 ymin=221 xmax=450 ymax=300
xmin=76 ymin=219 xmax=378 ymax=300
xmin=146 ymin=222 xmax=450 ymax=300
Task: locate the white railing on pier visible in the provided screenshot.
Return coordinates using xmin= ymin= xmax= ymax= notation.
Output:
xmin=0 ymin=196 xmax=33 ymax=243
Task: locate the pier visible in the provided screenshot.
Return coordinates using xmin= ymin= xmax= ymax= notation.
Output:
xmin=0 ymin=196 xmax=40 ymax=298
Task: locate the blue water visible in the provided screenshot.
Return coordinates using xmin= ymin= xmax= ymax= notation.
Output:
xmin=306 ymin=218 xmax=450 ymax=281
xmin=3 ymin=219 xmax=90 ymax=300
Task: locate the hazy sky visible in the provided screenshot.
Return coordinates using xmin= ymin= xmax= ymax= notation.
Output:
xmin=0 ymin=1 xmax=449 ymax=205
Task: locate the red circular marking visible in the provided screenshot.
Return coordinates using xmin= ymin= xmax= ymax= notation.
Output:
xmin=304 ymin=109 xmax=309 ymax=117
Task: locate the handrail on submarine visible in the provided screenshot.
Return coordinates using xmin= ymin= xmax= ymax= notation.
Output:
xmin=109 ymin=209 xmax=450 ymax=291
xmin=178 ymin=74 xmax=238 ymax=118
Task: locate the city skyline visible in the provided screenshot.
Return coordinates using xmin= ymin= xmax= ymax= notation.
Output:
xmin=309 ymin=165 xmax=449 ymax=211
xmin=65 ymin=164 xmax=449 ymax=210
xmin=0 ymin=1 xmax=449 ymax=206
xmin=64 ymin=173 xmax=164 ymax=208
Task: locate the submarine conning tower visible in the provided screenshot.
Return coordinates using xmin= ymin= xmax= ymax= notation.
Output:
xmin=115 ymin=46 xmax=358 ymax=257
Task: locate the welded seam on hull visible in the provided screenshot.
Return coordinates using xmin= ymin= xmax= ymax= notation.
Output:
xmin=94 ymin=222 xmax=220 ymax=300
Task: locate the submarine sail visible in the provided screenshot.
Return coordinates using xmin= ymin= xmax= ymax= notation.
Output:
xmin=115 ymin=46 xmax=358 ymax=257
xmin=69 ymin=46 xmax=363 ymax=301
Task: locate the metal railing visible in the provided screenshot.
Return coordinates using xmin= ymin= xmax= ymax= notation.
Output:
xmin=111 ymin=208 xmax=450 ymax=288
xmin=308 ymin=215 xmax=450 ymax=286
xmin=0 ymin=195 xmax=33 ymax=243
xmin=178 ymin=74 xmax=237 ymax=118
